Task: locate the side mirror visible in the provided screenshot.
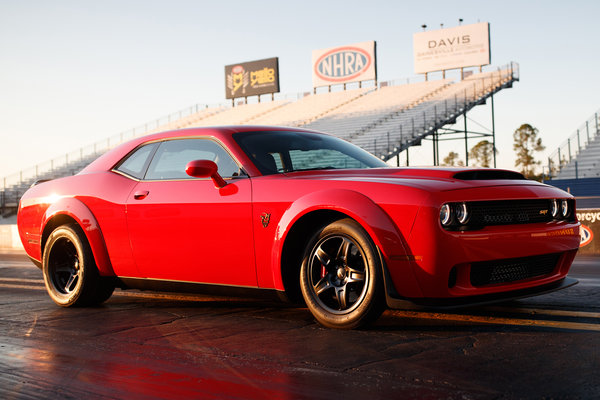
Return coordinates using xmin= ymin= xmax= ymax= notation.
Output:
xmin=185 ymin=160 xmax=227 ymax=188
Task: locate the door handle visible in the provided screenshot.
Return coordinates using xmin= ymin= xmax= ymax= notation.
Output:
xmin=133 ymin=190 xmax=149 ymax=200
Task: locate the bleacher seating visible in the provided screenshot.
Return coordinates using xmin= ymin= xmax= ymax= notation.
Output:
xmin=311 ymin=67 xmax=516 ymax=159
xmin=552 ymin=134 xmax=600 ymax=179
xmin=247 ymin=88 xmax=373 ymax=127
xmin=304 ymin=80 xmax=451 ymax=139
xmin=188 ymin=100 xmax=291 ymax=127
xmin=0 ymin=63 xmax=519 ymax=218
xmin=544 ymin=108 xmax=600 ymax=207
xmin=547 ymin=107 xmax=600 ymax=180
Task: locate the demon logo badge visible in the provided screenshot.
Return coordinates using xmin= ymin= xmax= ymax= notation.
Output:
xmin=260 ymin=212 xmax=271 ymax=228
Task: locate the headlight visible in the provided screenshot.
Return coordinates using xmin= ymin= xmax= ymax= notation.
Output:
xmin=550 ymin=199 xmax=559 ymax=218
xmin=561 ymin=199 xmax=569 ymax=218
xmin=440 ymin=204 xmax=452 ymax=226
xmin=455 ymin=202 xmax=469 ymax=224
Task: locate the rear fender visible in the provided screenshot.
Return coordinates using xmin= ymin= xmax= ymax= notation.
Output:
xmin=42 ymin=198 xmax=115 ymax=276
xmin=273 ymin=189 xmax=423 ymax=298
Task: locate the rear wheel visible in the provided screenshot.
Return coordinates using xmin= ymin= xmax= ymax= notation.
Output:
xmin=42 ymin=224 xmax=115 ymax=307
xmin=300 ymin=218 xmax=385 ymax=329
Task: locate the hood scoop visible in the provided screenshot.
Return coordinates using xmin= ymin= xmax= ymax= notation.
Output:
xmin=453 ymin=170 xmax=526 ymax=180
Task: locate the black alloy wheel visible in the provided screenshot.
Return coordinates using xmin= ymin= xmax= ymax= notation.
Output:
xmin=300 ymin=218 xmax=385 ymax=329
xmin=43 ymin=224 xmax=115 ymax=307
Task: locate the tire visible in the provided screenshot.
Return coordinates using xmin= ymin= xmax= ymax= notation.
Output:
xmin=42 ymin=224 xmax=115 ymax=307
xmin=300 ymin=218 xmax=385 ymax=329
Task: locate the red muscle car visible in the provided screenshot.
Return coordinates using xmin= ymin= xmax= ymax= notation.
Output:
xmin=17 ymin=126 xmax=580 ymax=329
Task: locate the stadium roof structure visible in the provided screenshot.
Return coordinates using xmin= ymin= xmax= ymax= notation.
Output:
xmin=1 ymin=62 xmax=519 ymax=219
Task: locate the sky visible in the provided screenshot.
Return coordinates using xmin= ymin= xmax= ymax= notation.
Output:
xmin=1 ymin=0 xmax=599 ymax=181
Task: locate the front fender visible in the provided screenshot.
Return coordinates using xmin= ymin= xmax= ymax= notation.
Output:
xmin=272 ymin=188 xmax=424 ymax=298
xmin=42 ymin=197 xmax=115 ymax=276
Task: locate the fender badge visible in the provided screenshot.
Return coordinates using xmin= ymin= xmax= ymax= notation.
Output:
xmin=260 ymin=213 xmax=271 ymax=228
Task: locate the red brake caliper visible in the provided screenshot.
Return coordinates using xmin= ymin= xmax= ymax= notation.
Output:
xmin=321 ymin=264 xmax=327 ymax=278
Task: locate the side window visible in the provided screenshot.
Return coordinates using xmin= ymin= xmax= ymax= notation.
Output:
xmin=114 ymin=143 xmax=157 ymax=179
xmin=271 ymin=153 xmax=284 ymax=172
xmin=144 ymin=139 xmax=241 ymax=180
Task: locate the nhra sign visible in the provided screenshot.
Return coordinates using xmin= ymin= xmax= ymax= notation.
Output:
xmin=225 ymin=57 xmax=280 ymax=99
xmin=413 ymin=22 xmax=490 ymax=74
xmin=312 ymin=41 xmax=377 ymax=88
xmin=576 ymin=209 xmax=600 ymax=255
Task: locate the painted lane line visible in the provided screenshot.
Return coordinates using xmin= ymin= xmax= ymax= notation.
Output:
xmin=0 ymin=262 xmax=37 ymax=268
xmin=0 ymin=278 xmax=44 ymax=284
xmin=0 ymin=283 xmax=44 ymax=290
xmin=112 ymin=290 xmax=243 ymax=302
xmin=576 ymin=278 xmax=600 ymax=287
xmin=485 ymin=306 xmax=600 ymax=319
xmin=388 ymin=310 xmax=600 ymax=332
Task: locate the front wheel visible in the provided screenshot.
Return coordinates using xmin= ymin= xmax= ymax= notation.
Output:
xmin=300 ymin=218 xmax=385 ymax=329
xmin=42 ymin=224 xmax=115 ymax=307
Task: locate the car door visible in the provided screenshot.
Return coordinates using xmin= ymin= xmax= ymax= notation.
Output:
xmin=125 ymin=138 xmax=256 ymax=286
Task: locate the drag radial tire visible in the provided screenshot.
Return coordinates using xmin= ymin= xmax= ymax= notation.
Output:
xmin=300 ymin=218 xmax=385 ymax=329
xmin=42 ymin=224 xmax=115 ymax=307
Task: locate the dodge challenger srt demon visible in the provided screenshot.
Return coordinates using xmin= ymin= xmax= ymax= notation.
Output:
xmin=17 ymin=126 xmax=580 ymax=329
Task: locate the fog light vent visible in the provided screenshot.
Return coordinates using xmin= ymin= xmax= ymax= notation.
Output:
xmin=470 ymin=253 xmax=559 ymax=286
xmin=448 ymin=267 xmax=457 ymax=288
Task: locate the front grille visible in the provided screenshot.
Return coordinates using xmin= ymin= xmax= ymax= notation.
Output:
xmin=470 ymin=253 xmax=560 ymax=286
xmin=468 ymin=199 xmax=553 ymax=227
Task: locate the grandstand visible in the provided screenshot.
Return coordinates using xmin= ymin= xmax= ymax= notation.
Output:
xmin=0 ymin=62 xmax=519 ymax=219
xmin=547 ymin=108 xmax=600 ymax=180
xmin=544 ymin=108 xmax=600 ymax=208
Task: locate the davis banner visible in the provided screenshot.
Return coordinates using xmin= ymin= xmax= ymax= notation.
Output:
xmin=413 ymin=22 xmax=490 ymax=74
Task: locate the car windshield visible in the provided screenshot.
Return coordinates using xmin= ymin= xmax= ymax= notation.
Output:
xmin=233 ymin=130 xmax=388 ymax=175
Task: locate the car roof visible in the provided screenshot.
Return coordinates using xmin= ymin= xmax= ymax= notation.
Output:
xmin=79 ymin=125 xmax=324 ymax=177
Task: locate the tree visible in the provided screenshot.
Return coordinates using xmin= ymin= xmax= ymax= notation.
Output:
xmin=469 ymin=140 xmax=496 ymax=167
xmin=442 ymin=151 xmax=464 ymax=166
xmin=513 ymin=123 xmax=545 ymax=179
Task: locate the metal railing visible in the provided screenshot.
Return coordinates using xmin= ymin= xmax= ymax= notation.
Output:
xmin=1 ymin=101 xmax=232 ymax=192
xmin=0 ymin=70 xmax=460 ymax=193
xmin=358 ymin=62 xmax=519 ymax=160
xmin=546 ymin=108 xmax=600 ymax=179
xmin=1 ymin=62 xmax=519 ymax=216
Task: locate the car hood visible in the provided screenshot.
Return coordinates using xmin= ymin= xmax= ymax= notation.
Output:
xmin=280 ymin=167 xmax=547 ymax=192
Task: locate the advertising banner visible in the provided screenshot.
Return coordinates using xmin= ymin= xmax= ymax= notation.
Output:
xmin=577 ymin=209 xmax=600 ymax=255
xmin=312 ymin=41 xmax=377 ymax=88
xmin=224 ymin=57 xmax=280 ymax=100
xmin=413 ymin=22 xmax=490 ymax=74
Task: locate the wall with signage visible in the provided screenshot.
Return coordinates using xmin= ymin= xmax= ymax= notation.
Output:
xmin=312 ymin=41 xmax=377 ymax=88
xmin=577 ymin=209 xmax=600 ymax=255
xmin=224 ymin=57 xmax=280 ymax=100
xmin=413 ymin=22 xmax=490 ymax=74
xmin=0 ymin=225 xmax=23 ymax=250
